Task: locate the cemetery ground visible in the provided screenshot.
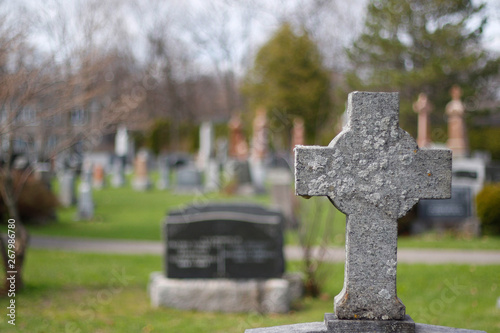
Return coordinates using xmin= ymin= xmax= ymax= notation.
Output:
xmin=26 ymin=174 xmax=500 ymax=249
xmin=0 ymin=251 xmax=498 ymax=332
xmin=1 ymin=174 xmax=499 ymax=332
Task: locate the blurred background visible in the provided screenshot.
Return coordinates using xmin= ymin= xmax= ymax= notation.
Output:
xmin=0 ymin=0 xmax=500 ymax=332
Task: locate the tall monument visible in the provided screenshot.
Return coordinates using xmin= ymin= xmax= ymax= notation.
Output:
xmin=413 ymin=93 xmax=433 ymax=148
xmin=228 ymin=114 xmax=249 ymax=161
xmin=445 ymin=85 xmax=468 ymax=158
xmin=291 ymin=117 xmax=305 ymax=151
xmin=250 ymin=108 xmax=268 ymax=192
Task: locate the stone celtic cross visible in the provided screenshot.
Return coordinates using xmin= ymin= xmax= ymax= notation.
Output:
xmin=295 ymin=92 xmax=451 ymax=321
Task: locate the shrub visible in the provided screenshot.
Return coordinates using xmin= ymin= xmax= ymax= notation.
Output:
xmin=0 ymin=172 xmax=58 ymax=225
xmin=144 ymin=118 xmax=199 ymax=155
xmin=476 ymin=183 xmax=500 ymax=236
xmin=147 ymin=118 xmax=171 ymax=155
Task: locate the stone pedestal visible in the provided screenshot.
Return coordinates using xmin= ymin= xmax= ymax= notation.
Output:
xmin=325 ymin=313 xmax=415 ymax=332
xmin=148 ymin=272 xmax=302 ymax=314
xmin=245 ymin=316 xmax=486 ymax=333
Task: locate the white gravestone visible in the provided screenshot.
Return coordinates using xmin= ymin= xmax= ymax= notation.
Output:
xmin=77 ymin=182 xmax=94 ymax=220
xmin=59 ymin=169 xmax=76 ymax=207
xmin=204 ymin=159 xmax=219 ymax=192
xmin=198 ymin=121 xmax=214 ymax=170
xmin=115 ymin=125 xmax=129 ymax=157
xmin=113 ymin=126 xmax=129 ymax=187
xmin=250 ymin=108 xmax=268 ymax=193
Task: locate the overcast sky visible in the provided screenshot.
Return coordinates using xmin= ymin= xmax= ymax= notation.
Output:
xmin=6 ymin=0 xmax=500 ymax=70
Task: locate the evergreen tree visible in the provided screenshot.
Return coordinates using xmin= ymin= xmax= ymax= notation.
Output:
xmin=242 ymin=23 xmax=331 ymax=146
xmin=346 ymin=0 xmax=500 ymax=137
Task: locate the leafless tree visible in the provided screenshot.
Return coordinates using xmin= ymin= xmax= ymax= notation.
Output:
xmin=0 ymin=0 xmax=140 ymax=292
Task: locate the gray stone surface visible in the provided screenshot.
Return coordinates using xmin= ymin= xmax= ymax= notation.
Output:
xmin=325 ymin=313 xmax=415 ymax=332
xmin=415 ymin=324 xmax=486 ymax=333
xmin=245 ymin=322 xmax=327 ymax=333
xmin=244 ymin=321 xmax=486 ymax=333
xmin=295 ymin=92 xmax=452 ymax=320
xmin=149 ymin=272 xmax=300 ymax=314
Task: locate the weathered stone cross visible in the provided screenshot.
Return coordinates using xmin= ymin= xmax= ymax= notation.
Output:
xmin=295 ymin=92 xmax=451 ymax=321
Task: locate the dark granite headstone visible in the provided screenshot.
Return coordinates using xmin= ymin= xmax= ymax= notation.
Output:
xmin=418 ymin=186 xmax=472 ymax=220
xmin=165 ymin=203 xmax=284 ymax=279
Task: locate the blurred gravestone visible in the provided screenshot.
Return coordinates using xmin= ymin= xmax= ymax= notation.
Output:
xmin=157 ymin=157 xmax=170 ymax=190
xmin=92 ymin=164 xmax=105 ymax=190
xmin=446 ymin=85 xmax=468 ymax=158
xmin=34 ymin=162 xmax=53 ymax=190
xmin=59 ymin=169 xmax=76 ymax=207
xmin=413 ymin=93 xmax=433 ymax=148
xmin=204 ymin=159 xmax=219 ymax=192
xmin=175 ymin=165 xmax=202 ymax=192
xmin=112 ymin=156 xmax=126 ymax=187
xmin=415 ymin=186 xmax=473 ymax=234
xmin=268 ymin=168 xmax=297 ymax=229
xmin=149 ymin=203 xmax=302 ymax=313
xmin=198 ymin=121 xmax=214 ymax=170
xmin=81 ymin=160 xmax=92 ymax=182
xmin=165 ymin=203 xmax=284 ymax=279
xmin=77 ymin=180 xmax=94 ymax=220
xmin=249 ymin=108 xmax=268 ymax=193
xmin=112 ymin=125 xmax=129 ymax=187
xmin=132 ymin=151 xmax=151 ymax=191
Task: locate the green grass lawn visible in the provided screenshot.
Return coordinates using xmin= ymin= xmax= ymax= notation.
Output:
xmin=28 ymin=175 xmax=270 ymax=240
xmin=27 ymin=176 xmax=500 ymax=250
xmin=0 ymin=250 xmax=498 ymax=332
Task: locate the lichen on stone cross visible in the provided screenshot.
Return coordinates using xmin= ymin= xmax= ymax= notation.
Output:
xmin=295 ymin=91 xmax=452 ymax=321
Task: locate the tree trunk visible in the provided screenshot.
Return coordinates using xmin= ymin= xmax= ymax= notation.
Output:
xmin=0 ymin=169 xmax=29 ymax=294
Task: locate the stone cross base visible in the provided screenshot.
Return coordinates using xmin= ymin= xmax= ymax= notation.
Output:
xmin=244 ymin=314 xmax=486 ymax=333
xmin=148 ymin=272 xmax=302 ymax=314
xmin=325 ymin=313 xmax=415 ymax=332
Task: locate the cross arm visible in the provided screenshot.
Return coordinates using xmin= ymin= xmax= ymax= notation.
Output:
xmin=294 ymin=145 xmax=336 ymax=197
